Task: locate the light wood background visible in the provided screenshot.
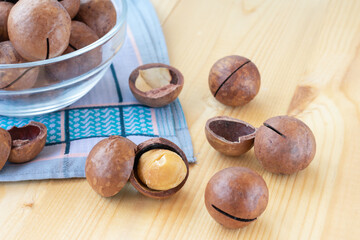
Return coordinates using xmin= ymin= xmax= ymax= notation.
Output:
xmin=1 ymin=0 xmax=359 ymax=239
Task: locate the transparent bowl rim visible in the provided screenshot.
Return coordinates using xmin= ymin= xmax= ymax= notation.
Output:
xmin=0 ymin=0 xmax=127 ymax=70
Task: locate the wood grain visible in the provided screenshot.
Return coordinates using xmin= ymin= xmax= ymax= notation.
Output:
xmin=1 ymin=0 xmax=360 ymax=239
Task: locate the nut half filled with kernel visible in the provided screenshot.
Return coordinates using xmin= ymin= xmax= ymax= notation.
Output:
xmin=129 ymin=63 xmax=184 ymax=107
xmin=137 ymin=149 xmax=187 ymax=191
xmin=130 ymin=138 xmax=189 ymax=199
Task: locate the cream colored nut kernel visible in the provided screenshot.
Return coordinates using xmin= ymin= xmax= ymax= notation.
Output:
xmin=135 ymin=68 xmax=172 ymax=92
xmin=137 ymin=149 xmax=187 ymax=190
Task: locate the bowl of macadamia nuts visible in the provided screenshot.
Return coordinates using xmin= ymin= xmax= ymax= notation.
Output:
xmin=0 ymin=0 xmax=127 ymax=116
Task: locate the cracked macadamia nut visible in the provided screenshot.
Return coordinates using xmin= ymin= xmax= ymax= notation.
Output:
xmin=85 ymin=136 xmax=137 ymax=197
xmin=0 ymin=41 xmax=39 ymax=91
xmin=209 ymin=55 xmax=260 ymax=106
xmin=8 ymin=0 xmax=71 ymax=61
xmin=8 ymin=121 xmax=47 ymax=163
xmin=0 ymin=1 xmax=13 ymax=42
xmin=76 ymin=0 xmax=116 ymax=38
xmin=254 ymin=115 xmax=316 ymax=175
xmin=59 ymin=0 xmax=80 ymax=19
xmin=48 ymin=20 xmax=101 ymax=81
xmin=205 ymin=167 xmax=269 ymax=229
xmin=0 ymin=127 xmax=11 ymax=171
xmin=137 ymin=149 xmax=187 ymax=191
xmin=85 ymin=137 xmax=189 ymax=199
xmin=129 ymin=64 xmax=184 ymax=107
xmin=130 ymin=138 xmax=189 ymax=199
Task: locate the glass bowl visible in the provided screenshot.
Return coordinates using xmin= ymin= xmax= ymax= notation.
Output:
xmin=0 ymin=0 xmax=127 ymax=117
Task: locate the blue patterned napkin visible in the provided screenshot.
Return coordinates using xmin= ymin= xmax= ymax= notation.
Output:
xmin=0 ymin=0 xmax=195 ymax=182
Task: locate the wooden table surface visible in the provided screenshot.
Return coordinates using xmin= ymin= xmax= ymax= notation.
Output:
xmin=1 ymin=0 xmax=360 ymax=239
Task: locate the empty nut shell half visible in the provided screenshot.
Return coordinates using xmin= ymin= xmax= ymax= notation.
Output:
xmin=129 ymin=63 xmax=184 ymax=108
xmin=0 ymin=128 xmax=11 ymax=170
xmin=8 ymin=121 xmax=47 ymax=163
xmin=205 ymin=116 xmax=256 ymax=156
xmin=129 ymin=137 xmax=189 ymax=199
xmin=85 ymin=136 xmax=137 ymax=197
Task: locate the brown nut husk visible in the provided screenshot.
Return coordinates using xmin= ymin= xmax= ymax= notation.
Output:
xmin=254 ymin=115 xmax=316 ymax=175
xmin=0 ymin=127 xmax=11 ymax=170
xmin=205 ymin=116 xmax=256 ymax=156
xmin=209 ymin=55 xmax=260 ymax=106
xmin=8 ymin=0 xmax=71 ymax=61
xmin=76 ymin=0 xmax=116 ymax=38
xmin=0 ymin=2 xmax=13 ymax=42
xmin=129 ymin=63 xmax=184 ymax=107
xmin=60 ymin=0 xmax=80 ymax=19
xmin=85 ymin=136 xmax=137 ymax=197
xmin=8 ymin=121 xmax=47 ymax=163
xmin=130 ymin=138 xmax=189 ymax=199
xmin=205 ymin=167 xmax=269 ymax=229
xmin=0 ymin=41 xmax=39 ymax=91
xmin=47 ymin=20 xmax=101 ymax=81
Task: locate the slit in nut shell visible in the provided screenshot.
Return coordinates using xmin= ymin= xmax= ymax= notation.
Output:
xmin=205 ymin=116 xmax=256 ymax=156
xmin=129 ymin=63 xmax=184 ymax=107
xmin=8 ymin=121 xmax=47 ymax=163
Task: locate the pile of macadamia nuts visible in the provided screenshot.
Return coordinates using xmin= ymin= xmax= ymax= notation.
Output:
xmin=0 ymin=0 xmax=116 ymax=90
xmin=204 ymin=55 xmax=316 ymax=229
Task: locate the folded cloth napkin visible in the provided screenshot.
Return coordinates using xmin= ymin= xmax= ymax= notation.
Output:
xmin=0 ymin=0 xmax=195 ymax=182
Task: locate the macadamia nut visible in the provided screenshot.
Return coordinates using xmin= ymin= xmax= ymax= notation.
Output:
xmin=137 ymin=149 xmax=187 ymax=191
xmin=8 ymin=0 xmax=71 ymax=61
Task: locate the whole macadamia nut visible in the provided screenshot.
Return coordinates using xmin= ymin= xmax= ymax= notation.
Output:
xmin=48 ymin=20 xmax=101 ymax=81
xmin=0 ymin=41 xmax=38 ymax=90
xmin=209 ymin=55 xmax=260 ymax=106
xmin=59 ymin=0 xmax=80 ymax=19
xmin=8 ymin=0 xmax=71 ymax=61
xmin=85 ymin=136 xmax=137 ymax=197
xmin=205 ymin=167 xmax=269 ymax=229
xmin=76 ymin=0 xmax=116 ymax=38
xmin=0 ymin=1 xmax=13 ymax=42
xmin=254 ymin=115 xmax=316 ymax=175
